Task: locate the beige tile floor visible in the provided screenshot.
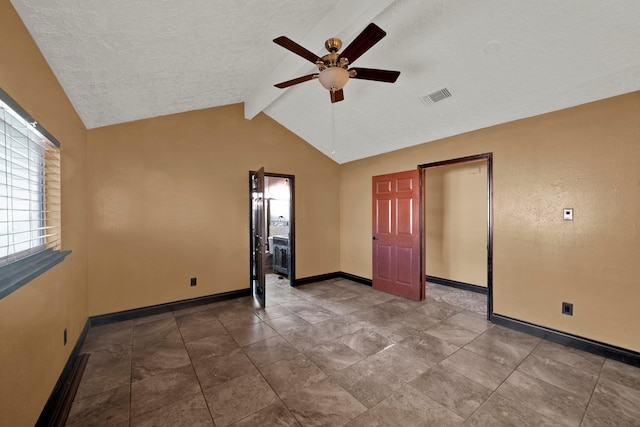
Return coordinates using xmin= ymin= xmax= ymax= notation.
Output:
xmin=66 ymin=276 xmax=640 ymax=426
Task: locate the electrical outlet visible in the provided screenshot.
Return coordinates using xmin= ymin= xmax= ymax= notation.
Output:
xmin=63 ymin=328 xmax=67 ymax=345
xmin=190 ymin=277 xmax=197 ymax=287
xmin=563 ymin=208 xmax=573 ymax=220
xmin=562 ymin=302 xmax=573 ymax=316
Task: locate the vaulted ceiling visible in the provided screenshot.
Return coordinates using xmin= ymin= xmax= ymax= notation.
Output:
xmin=10 ymin=0 xmax=640 ymax=163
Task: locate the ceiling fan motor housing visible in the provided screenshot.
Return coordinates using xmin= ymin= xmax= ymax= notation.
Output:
xmin=324 ymin=37 xmax=342 ymax=52
xmin=316 ymin=52 xmax=348 ymax=70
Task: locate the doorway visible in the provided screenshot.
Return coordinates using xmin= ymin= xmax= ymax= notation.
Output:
xmin=419 ymin=154 xmax=493 ymax=319
xmin=249 ymin=171 xmax=295 ymax=308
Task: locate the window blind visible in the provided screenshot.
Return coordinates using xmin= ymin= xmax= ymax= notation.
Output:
xmin=0 ymin=98 xmax=61 ymax=267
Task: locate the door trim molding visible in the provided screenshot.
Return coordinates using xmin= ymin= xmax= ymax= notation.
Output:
xmin=418 ymin=153 xmax=493 ymax=320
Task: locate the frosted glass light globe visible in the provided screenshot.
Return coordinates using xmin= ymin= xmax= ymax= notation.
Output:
xmin=318 ymin=67 xmax=349 ymax=91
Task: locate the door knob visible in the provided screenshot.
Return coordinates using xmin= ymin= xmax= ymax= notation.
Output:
xmin=372 ymin=236 xmax=377 ymax=240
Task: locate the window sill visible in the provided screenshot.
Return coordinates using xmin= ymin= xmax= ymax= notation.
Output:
xmin=0 ymin=249 xmax=72 ymax=300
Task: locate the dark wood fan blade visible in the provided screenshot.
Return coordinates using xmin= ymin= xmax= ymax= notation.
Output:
xmin=273 ymin=36 xmax=322 ymax=64
xmin=350 ymin=67 xmax=400 ymax=83
xmin=330 ymin=89 xmax=345 ymax=103
xmin=274 ymin=74 xmax=318 ymax=89
xmin=339 ymin=23 xmax=386 ymax=65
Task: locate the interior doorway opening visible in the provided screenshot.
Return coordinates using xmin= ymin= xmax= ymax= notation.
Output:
xmin=419 ymin=153 xmax=493 ymax=319
xmin=264 ymin=175 xmax=293 ymax=281
xmin=249 ymin=171 xmax=295 ymax=308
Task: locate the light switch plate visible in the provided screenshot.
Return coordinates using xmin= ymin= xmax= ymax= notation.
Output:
xmin=563 ymin=208 xmax=573 ymax=220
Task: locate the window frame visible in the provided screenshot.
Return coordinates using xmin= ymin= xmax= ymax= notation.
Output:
xmin=0 ymin=88 xmax=70 ymax=299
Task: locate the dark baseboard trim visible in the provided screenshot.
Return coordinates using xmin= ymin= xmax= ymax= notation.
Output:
xmin=293 ymin=272 xmax=341 ymax=286
xmin=294 ymin=272 xmax=372 ymax=287
xmin=37 ymin=288 xmax=250 ymax=423
xmin=338 ymin=272 xmax=372 ymax=286
xmin=426 ymin=275 xmax=487 ymax=295
xmin=36 ymin=321 xmax=90 ymax=426
xmin=90 ymin=288 xmax=251 ymax=327
xmin=491 ymin=313 xmax=640 ymax=368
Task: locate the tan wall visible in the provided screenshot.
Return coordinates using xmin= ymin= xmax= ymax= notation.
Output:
xmin=2 ymin=2 xmax=639 ymax=424
xmin=0 ymin=2 xmax=88 ymax=426
xmin=86 ymin=105 xmax=340 ymax=316
xmin=425 ymin=161 xmax=487 ymax=286
xmin=340 ymin=92 xmax=640 ymax=352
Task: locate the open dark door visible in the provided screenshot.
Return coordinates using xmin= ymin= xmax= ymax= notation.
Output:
xmin=251 ymin=168 xmax=266 ymax=307
xmin=372 ymin=170 xmax=424 ymax=300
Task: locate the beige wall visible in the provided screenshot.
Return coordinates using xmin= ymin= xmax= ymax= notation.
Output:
xmin=0 ymin=2 xmax=89 ymax=426
xmin=86 ymin=105 xmax=340 ymax=316
xmin=2 ymin=0 xmax=640 ymax=423
xmin=425 ymin=161 xmax=487 ymax=286
xmin=341 ymin=92 xmax=640 ymax=352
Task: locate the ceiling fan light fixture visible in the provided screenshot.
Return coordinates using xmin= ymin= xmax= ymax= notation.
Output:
xmin=318 ymin=67 xmax=349 ymax=91
xmin=273 ymin=23 xmax=399 ymax=102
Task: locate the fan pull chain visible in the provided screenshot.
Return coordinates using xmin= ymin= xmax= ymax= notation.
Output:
xmin=331 ymin=103 xmax=336 ymax=155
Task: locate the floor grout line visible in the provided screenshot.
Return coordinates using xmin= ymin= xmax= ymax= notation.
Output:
xmin=65 ymin=276 xmax=640 ymax=426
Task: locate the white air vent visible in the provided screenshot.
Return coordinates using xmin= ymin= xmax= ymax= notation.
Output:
xmin=421 ymin=87 xmax=453 ymax=106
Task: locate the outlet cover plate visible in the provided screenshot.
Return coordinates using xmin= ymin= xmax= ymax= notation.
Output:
xmin=563 ymin=208 xmax=573 ymax=220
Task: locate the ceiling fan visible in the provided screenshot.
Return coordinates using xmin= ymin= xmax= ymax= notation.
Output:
xmin=273 ymin=23 xmax=400 ymax=103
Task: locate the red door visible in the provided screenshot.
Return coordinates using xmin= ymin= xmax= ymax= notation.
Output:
xmin=372 ymin=170 xmax=424 ymax=300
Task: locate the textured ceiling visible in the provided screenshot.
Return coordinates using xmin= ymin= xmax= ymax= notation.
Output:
xmin=10 ymin=0 xmax=640 ymax=163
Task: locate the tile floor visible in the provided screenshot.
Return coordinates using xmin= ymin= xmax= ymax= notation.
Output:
xmin=66 ymin=276 xmax=640 ymax=426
